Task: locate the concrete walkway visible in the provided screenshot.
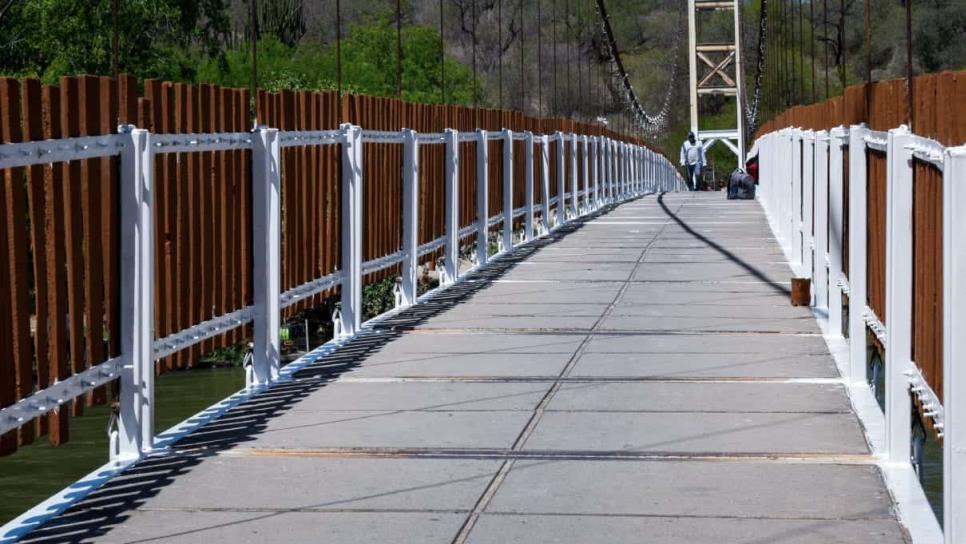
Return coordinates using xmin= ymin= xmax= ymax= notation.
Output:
xmin=24 ymin=193 xmax=907 ymax=543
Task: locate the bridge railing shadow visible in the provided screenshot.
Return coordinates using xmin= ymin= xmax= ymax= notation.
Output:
xmin=656 ymin=193 xmax=791 ymax=297
xmin=16 ymin=200 xmax=629 ymax=544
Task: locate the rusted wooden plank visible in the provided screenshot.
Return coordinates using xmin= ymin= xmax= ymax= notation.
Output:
xmin=22 ymin=79 xmax=49 ymax=438
xmin=173 ymin=83 xmax=189 ymax=368
xmin=238 ymin=89 xmax=254 ymax=332
xmin=199 ymin=84 xmax=215 ymax=351
xmin=240 ymin=89 xmax=253 ymax=314
xmin=41 ymin=85 xmax=70 ymax=445
xmin=161 ymin=82 xmax=180 ymax=370
xmin=212 ymin=87 xmax=228 ymax=346
xmin=170 ymin=82 xmax=186 ymax=366
xmin=79 ymin=75 xmax=107 ymax=404
xmin=142 ymin=83 xmax=164 ymax=367
xmin=191 ymin=83 xmax=205 ymax=361
xmin=0 ymin=78 xmax=32 ymax=450
xmin=59 ymin=77 xmax=87 ymax=415
xmin=102 ymin=77 xmax=122 ymax=359
xmin=231 ymin=89 xmax=245 ymax=327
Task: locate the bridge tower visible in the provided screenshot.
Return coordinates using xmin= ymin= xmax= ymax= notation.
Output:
xmin=687 ymin=0 xmax=746 ymax=165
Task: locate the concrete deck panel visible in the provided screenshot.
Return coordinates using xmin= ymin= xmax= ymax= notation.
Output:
xmin=22 ymin=193 xmax=906 ymax=544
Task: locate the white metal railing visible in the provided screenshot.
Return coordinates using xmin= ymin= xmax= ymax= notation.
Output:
xmin=0 ymin=121 xmax=685 ymax=522
xmin=755 ymin=124 xmax=965 ymax=544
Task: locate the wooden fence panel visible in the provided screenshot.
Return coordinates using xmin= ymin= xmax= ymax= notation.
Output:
xmin=0 ymin=78 xmax=31 ymax=452
xmin=866 ymin=150 xmax=888 ymax=332
xmin=22 ymin=80 xmax=48 ymax=441
xmin=1 ymin=73 xmax=669 ymax=447
xmin=912 ymin=161 xmax=944 ymax=404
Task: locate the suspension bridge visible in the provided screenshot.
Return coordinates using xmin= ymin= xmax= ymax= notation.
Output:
xmin=0 ymin=1 xmax=965 ymax=543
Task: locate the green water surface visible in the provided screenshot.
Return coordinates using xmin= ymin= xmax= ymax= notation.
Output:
xmin=0 ymin=366 xmax=244 ymax=525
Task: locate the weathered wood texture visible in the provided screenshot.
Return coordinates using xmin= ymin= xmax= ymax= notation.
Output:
xmin=758 ymin=71 xmax=966 ymax=425
xmin=0 ymin=75 xmax=654 ymax=453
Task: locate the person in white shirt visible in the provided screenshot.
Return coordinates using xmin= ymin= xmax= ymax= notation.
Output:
xmin=679 ymin=131 xmax=706 ymax=190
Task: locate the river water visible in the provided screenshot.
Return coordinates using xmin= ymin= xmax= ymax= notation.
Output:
xmin=0 ymin=366 xmax=244 ymax=525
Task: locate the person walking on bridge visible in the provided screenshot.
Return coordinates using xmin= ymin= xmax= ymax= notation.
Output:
xmin=679 ymin=131 xmax=706 ymax=191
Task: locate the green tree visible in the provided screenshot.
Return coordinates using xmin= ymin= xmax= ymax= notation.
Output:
xmin=196 ymin=20 xmax=478 ymax=104
xmin=0 ymin=0 xmax=228 ymax=84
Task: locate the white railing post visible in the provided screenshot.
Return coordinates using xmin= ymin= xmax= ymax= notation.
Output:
xmin=570 ymin=133 xmax=579 ymax=217
xmin=444 ymin=128 xmax=460 ymax=283
xmin=943 ymin=145 xmax=966 ymax=543
xmin=828 ymin=126 xmax=847 ymax=339
xmin=590 ymin=136 xmax=600 ymax=210
xmin=627 ymin=144 xmax=633 ymax=196
xmin=581 ymin=135 xmax=590 ymax=212
xmin=629 ymin=145 xmax=635 ymax=194
xmin=524 ymin=131 xmax=535 ymax=240
xmin=339 ymin=124 xmax=363 ymax=337
xmin=556 ymin=132 xmax=566 ymax=225
xmin=781 ymin=131 xmax=794 ymax=253
xmin=502 ymin=129 xmax=514 ymax=250
xmin=637 ymin=147 xmax=641 ymax=193
xmin=644 ymin=148 xmax=650 ymax=193
xmin=476 ymin=129 xmax=489 ymax=265
xmin=802 ymin=131 xmax=815 ymax=283
xmin=763 ymin=134 xmax=773 ymax=223
xmin=814 ymin=131 xmax=830 ymax=317
xmin=541 ymin=135 xmax=551 ymax=231
xmin=661 ymin=154 xmax=668 ymax=192
xmin=885 ymin=125 xmax=914 ymax=464
xmin=401 ymin=128 xmax=420 ymax=307
xmin=619 ymin=143 xmax=626 ymax=197
xmin=602 ymin=138 xmax=610 ymax=201
xmin=624 ymin=142 xmax=634 ymax=198
xmin=791 ymin=129 xmax=804 ymax=272
xmin=847 ymin=124 xmax=870 ymax=385
xmin=117 ymin=126 xmax=153 ymax=459
xmin=636 ymin=147 xmax=642 ymax=194
xmin=612 ymin=139 xmax=618 ymax=199
xmin=615 ymin=142 xmax=622 ymax=197
xmin=252 ymin=125 xmax=282 ymax=383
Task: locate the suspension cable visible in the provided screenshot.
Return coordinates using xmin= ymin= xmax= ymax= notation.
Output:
xmin=537 ymin=0 xmax=543 ymax=116
xmin=552 ymin=0 xmax=557 ymax=115
xmin=746 ymin=0 xmax=768 ymax=133
xmin=593 ymin=0 xmax=678 ymax=137
xmin=498 ymin=0 xmax=503 ymax=108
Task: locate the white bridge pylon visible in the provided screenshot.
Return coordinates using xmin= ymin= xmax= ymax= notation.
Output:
xmin=687 ymin=0 xmax=746 ymax=165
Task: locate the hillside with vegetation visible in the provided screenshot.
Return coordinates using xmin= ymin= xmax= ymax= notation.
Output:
xmin=0 ymin=0 xmax=962 ymax=176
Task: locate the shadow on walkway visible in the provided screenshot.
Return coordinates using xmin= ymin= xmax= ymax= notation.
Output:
xmin=16 ymin=199 xmax=630 ymax=544
xmin=657 ymin=194 xmax=791 ymax=297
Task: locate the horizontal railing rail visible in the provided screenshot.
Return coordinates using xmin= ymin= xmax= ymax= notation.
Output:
xmin=0 ymin=123 xmax=684 ymax=450
xmin=0 ymin=117 xmax=684 ymax=540
xmin=755 ymin=124 xmax=963 ymax=543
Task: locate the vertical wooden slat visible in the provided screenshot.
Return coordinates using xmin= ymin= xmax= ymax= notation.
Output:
xmin=172 ymin=83 xmax=186 ymax=366
xmin=79 ymin=75 xmax=107 ymax=403
xmin=192 ymin=84 xmax=206 ymax=361
xmin=143 ymin=82 xmax=163 ymax=367
xmin=22 ymin=79 xmax=49 ymax=439
xmin=43 ymin=84 xmax=70 ymax=445
xmin=240 ymin=89 xmax=253 ymax=315
xmin=215 ymin=87 xmax=230 ymax=341
xmin=163 ymin=82 xmax=181 ymax=370
xmin=1 ymin=78 xmax=32 ymax=450
xmin=60 ymin=77 xmax=87 ymax=414
xmin=199 ymin=84 xmax=215 ymax=350
xmin=173 ymin=83 xmax=189 ymax=368
xmin=101 ymin=77 xmax=122 ymax=359
xmin=233 ymin=89 xmax=247 ymax=320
